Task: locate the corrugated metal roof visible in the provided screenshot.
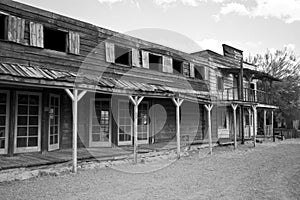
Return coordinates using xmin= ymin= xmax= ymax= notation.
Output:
xmin=0 ymin=63 xmax=211 ymax=101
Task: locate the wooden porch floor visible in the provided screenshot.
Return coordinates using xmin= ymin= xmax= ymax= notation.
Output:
xmin=0 ymin=142 xmax=178 ymax=171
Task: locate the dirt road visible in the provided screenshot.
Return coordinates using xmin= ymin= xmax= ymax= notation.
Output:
xmin=0 ymin=139 xmax=299 ymax=200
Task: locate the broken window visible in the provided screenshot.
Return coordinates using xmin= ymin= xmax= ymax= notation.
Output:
xmin=115 ymin=45 xmax=131 ymax=66
xmin=173 ymin=59 xmax=183 ymax=74
xmin=195 ymin=65 xmax=205 ymax=80
xmin=44 ymin=27 xmax=67 ymax=52
xmin=0 ymin=14 xmax=6 ymax=40
xmin=149 ymin=53 xmax=162 ymax=71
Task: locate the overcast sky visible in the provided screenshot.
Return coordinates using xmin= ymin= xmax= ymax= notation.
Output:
xmin=14 ymin=0 xmax=300 ymax=57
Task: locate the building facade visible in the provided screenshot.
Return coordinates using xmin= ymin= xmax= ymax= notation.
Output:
xmin=0 ymin=0 xmax=278 ymax=157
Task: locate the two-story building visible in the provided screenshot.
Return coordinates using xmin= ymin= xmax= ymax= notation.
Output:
xmin=0 ymin=0 xmax=279 ymax=167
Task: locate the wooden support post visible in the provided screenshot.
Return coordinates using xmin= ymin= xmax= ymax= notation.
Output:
xmin=172 ymin=98 xmax=184 ymax=159
xmin=263 ymin=109 xmax=267 ymax=139
xmin=129 ymin=95 xmax=144 ymax=164
xmin=65 ymin=89 xmax=87 ymax=173
xmin=204 ymin=104 xmax=213 ymax=154
xmin=271 ymin=110 xmax=274 ymax=142
xmin=252 ymin=105 xmax=257 ymax=147
xmin=231 ymin=104 xmax=238 ymax=150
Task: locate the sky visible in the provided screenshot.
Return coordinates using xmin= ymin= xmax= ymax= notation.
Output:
xmin=14 ymin=0 xmax=300 ymax=57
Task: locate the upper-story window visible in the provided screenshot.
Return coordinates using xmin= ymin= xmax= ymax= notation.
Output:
xmin=115 ymin=45 xmax=132 ymax=66
xmin=44 ymin=27 xmax=67 ymax=52
xmin=0 ymin=14 xmax=6 ymax=40
xmin=173 ymin=59 xmax=183 ymax=74
xmin=195 ymin=65 xmax=205 ymax=80
xmin=217 ymin=76 xmax=224 ymax=91
xmin=149 ymin=53 xmax=163 ymax=71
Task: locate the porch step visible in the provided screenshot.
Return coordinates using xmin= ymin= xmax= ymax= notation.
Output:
xmin=218 ymin=138 xmax=234 ymax=146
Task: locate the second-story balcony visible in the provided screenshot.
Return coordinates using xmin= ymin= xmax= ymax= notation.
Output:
xmin=219 ymin=87 xmax=273 ymax=105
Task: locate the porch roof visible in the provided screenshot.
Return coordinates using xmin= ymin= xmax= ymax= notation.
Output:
xmin=0 ymin=62 xmax=211 ymax=103
xmin=218 ymin=67 xmax=281 ymax=82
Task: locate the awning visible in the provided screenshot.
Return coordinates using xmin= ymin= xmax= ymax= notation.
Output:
xmin=0 ymin=62 xmax=211 ymax=102
xmin=218 ymin=67 xmax=281 ymax=82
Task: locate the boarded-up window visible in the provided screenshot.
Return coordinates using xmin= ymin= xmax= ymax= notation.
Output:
xmin=182 ymin=62 xmax=190 ymax=77
xmin=217 ymin=76 xmax=224 ymax=91
xmin=68 ymin=31 xmax=80 ymax=55
xmin=162 ymin=56 xmax=173 ymax=73
xmin=149 ymin=53 xmax=162 ymax=71
xmin=105 ymin=42 xmax=115 ymax=63
xmin=44 ymin=27 xmax=66 ymax=52
xmin=30 ymin=22 xmax=44 ymax=48
xmin=190 ymin=63 xmax=195 ymax=78
xmin=132 ymin=48 xmax=140 ymax=67
xmin=6 ymin=15 xmax=25 ymax=43
xmin=142 ymin=51 xmax=149 ymax=69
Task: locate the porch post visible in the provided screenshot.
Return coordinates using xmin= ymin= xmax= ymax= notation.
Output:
xmin=172 ymin=98 xmax=184 ymax=159
xmin=204 ymin=104 xmax=213 ymax=154
xmin=252 ymin=105 xmax=257 ymax=147
xmin=231 ymin=104 xmax=238 ymax=150
xmin=65 ymin=89 xmax=87 ymax=173
xmin=129 ymin=95 xmax=144 ymax=164
xmin=263 ymin=109 xmax=267 ymax=139
xmin=271 ymin=110 xmax=274 ymax=142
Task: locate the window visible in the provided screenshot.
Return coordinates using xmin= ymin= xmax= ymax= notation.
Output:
xmin=44 ymin=27 xmax=67 ymax=52
xmin=182 ymin=62 xmax=190 ymax=77
xmin=149 ymin=53 xmax=163 ymax=71
xmin=173 ymin=59 xmax=183 ymax=74
xmin=0 ymin=14 xmax=6 ymax=40
xmin=217 ymin=76 xmax=224 ymax=91
xmin=217 ymin=107 xmax=227 ymax=129
xmin=115 ymin=45 xmax=131 ymax=66
xmin=195 ymin=65 xmax=205 ymax=80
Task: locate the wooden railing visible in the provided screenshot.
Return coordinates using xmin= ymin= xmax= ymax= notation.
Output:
xmin=220 ymin=87 xmax=273 ymax=104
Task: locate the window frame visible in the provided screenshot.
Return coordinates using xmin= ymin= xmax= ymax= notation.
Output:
xmin=114 ymin=44 xmax=132 ymax=66
xmin=43 ymin=27 xmax=68 ymax=53
xmin=217 ymin=76 xmax=224 ymax=91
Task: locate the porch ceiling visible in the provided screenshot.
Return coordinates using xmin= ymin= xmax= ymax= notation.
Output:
xmin=0 ymin=62 xmax=211 ymax=102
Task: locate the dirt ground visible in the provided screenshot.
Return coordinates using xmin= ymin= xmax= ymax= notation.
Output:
xmin=0 ymin=139 xmax=299 ymax=200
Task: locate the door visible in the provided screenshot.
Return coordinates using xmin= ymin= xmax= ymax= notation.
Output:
xmin=244 ymin=108 xmax=253 ymax=138
xmin=137 ymin=102 xmax=149 ymax=144
xmin=14 ymin=92 xmax=41 ymax=153
xmin=118 ymin=100 xmax=132 ymax=146
xmin=0 ymin=91 xmax=9 ymax=154
xmin=89 ymin=99 xmax=111 ymax=147
xmin=48 ymin=94 xmax=60 ymax=151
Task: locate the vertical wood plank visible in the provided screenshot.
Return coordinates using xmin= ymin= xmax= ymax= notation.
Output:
xmin=142 ymin=51 xmax=149 ymax=69
xmin=29 ymin=22 xmax=36 ymax=46
xmin=132 ymin=48 xmax=140 ymax=67
xmin=162 ymin=56 xmax=173 ymax=73
xmin=231 ymin=104 xmax=238 ymax=149
xmin=190 ymin=63 xmax=195 ymax=78
xmin=72 ymin=89 xmax=78 ymax=173
xmin=252 ymin=105 xmax=257 ymax=147
xmin=105 ymin=42 xmax=115 ymax=63
xmin=8 ymin=90 xmax=16 ymax=156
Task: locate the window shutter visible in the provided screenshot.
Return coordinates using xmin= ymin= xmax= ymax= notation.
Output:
xmin=182 ymin=62 xmax=190 ymax=77
xmin=190 ymin=63 xmax=195 ymax=78
xmin=204 ymin=67 xmax=209 ymax=80
xmin=68 ymin=32 xmax=80 ymax=55
xmin=30 ymin=22 xmax=44 ymax=48
xmin=162 ymin=56 xmax=173 ymax=73
xmin=132 ymin=48 xmax=140 ymax=67
xmin=105 ymin=42 xmax=115 ymax=63
xmin=142 ymin=51 xmax=149 ymax=69
xmin=7 ymin=16 xmax=25 ymax=44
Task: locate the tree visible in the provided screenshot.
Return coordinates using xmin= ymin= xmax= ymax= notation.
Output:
xmin=246 ymin=48 xmax=300 ymax=128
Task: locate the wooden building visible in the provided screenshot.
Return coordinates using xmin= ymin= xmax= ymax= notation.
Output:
xmin=0 ymin=0 xmax=279 ymax=169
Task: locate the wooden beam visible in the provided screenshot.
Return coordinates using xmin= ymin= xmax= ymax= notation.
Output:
xmin=77 ymin=90 xmax=87 ymax=101
xmin=172 ymin=97 xmax=184 ymax=159
xmin=231 ymin=104 xmax=238 ymax=150
xmin=204 ymin=104 xmax=213 ymax=154
xmin=252 ymin=105 xmax=257 ymax=147
xmin=128 ymin=95 xmax=144 ymax=164
xmin=64 ymin=89 xmax=74 ymax=102
xmin=72 ymin=89 xmax=78 ymax=173
xmin=263 ymin=109 xmax=267 ymax=139
xmin=271 ymin=110 xmax=274 ymax=142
